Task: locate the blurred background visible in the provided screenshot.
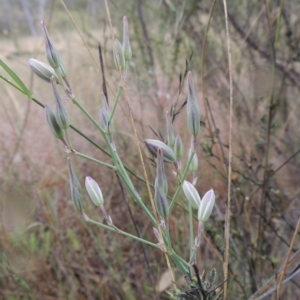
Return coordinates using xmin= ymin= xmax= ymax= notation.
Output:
xmin=0 ymin=0 xmax=300 ymax=299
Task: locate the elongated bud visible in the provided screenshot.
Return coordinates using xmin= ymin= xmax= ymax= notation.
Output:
xmin=85 ymin=176 xmax=104 ymax=206
xmin=58 ymin=57 xmax=67 ymax=79
xmin=51 ymin=77 xmax=70 ymax=129
xmin=45 ymin=104 xmax=64 ymax=140
xmin=187 ymin=72 xmax=200 ymax=136
xmin=155 ymin=148 xmax=168 ymax=194
xmin=144 ymin=139 xmax=176 ymax=163
xmin=198 ymin=189 xmax=215 ymax=222
xmin=40 ymin=21 xmax=61 ymax=69
xmin=67 ymin=158 xmax=84 ymax=212
xmin=122 ymin=16 xmax=132 ymax=61
xmin=166 ymin=112 xmax=175 ymax=147
xmin=195 ymin=221 xmax=204 ymax=247
xmin=174 ymin=135 xmax=183 ymax=160
xmin=28 ymin=58 xmax=58 ymax=83
xmin=99 ymin=93 xmax=111 ymax=131
xmin=188 ymin=147 xmax=198 ymax=172
xmin=182 ymin=180 xmax=200 ymax=209
xmin=154 ymin=187 xmax=169 ymax=219
xmin=113 ymin=39 xmax=126 ymax=70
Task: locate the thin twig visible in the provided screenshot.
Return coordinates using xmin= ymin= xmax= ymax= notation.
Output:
xmin=276 ymin=217 xmax=300 ymax=299
xmin=201 ymin=0 xmax=216 ymax=141
xmin=98 ymin=43 xmax=108 ymax=103
xmin=222 ymin=0 xmax=234 ymax=298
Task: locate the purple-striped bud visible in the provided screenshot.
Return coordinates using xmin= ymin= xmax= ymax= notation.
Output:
xmin=122 ymin=16 xmax=132 ymax=61
xmin=187 ymin=72 xmax=200 ymax=136
xmin=182 ymin=180 xmax=200 ymax=210
xmin=99 ymin=93 xmax=111 ymax=131
xmin=154 ymin=187 xmax=169 ymax=219
xmin=155 ymin=148 xmax=168 ymax=194
xmin=40 ymin=21 xmax=61 ymax=69
xmin=188 ymin=147 xmax=198 ymax=172
xmin=51 ymin=77 xmax=70 ymax=129
xmin=113 ymin=39 xmax=126 ymax=70
xmin=44 ymin=104 xmax=64 ymax=140
xmin=85 ymin=176 xmax=104 ymax=207
xmin=28 ymin=58 xmax=58 ymax=83
xmin=67 ymin=158 xmax=84 ymax=212
xmin=144 ymin=139 xmax=176 ymax=163
xmin=174 ymin=135 xmax=183 ymax=160
xmin=198 ymin=189 xmax=215 ymax=222
xmin=166 ymin=112 xmax=176 ymax=148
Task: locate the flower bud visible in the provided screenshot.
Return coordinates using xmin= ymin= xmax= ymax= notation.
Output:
xmin=144 ymin=139 xmax=176 ymax=163
xmin=113 ymin=39 xmax=126 ymax=70
xmin=58 ymin=57 xmax=67 ymax=79
xmin=122 ymin=16 xmax=132 ymax=61
xmin=85 ymin=176 xmax=104 ymax=207
xmin=166 ymin=112 xmax=175 ymax=147
xmin=44 ymin=104 xmax=64 ymax=140
xmin=155 ymin=148 xmax=168 ymax=194
xmin=174 ymin=135 xmax=183 ymax=160
xmin=154 ymin=187 xmax=169 ymax=219
xmin=28 ymin=58 xmax=58 ymax=83
xmin=188 ymin=148 xmax=198 ymax=172
xmin=182 ymin=180 xmax=200 ymax=210
xmin=67 ymin=158 xmax=84 ymax=212
xmin=187 ymin=72 xmax=200 ymax=136
xmin=99 ymin=93 xmax=111 ymax=131
xmin=40 ymin=21 xmax=61 ymax=69
xmin=198 ymin=189 xmax=215 ymax=222
xmin=51 ymin=77 xmax=70 ymax=129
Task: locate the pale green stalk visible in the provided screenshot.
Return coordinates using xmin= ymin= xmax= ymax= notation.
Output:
xmin=87 ymin=218 xmax=159 ymax=248
xmin=108 ymin=86 xmax=123 ymax=123
xmin=74 ymin=151 xmax=117 ymax=170
xmin=188 ymin=201 xmax=194 ymax=265
xmin=169 ymin=151 xmax=195 ymax=212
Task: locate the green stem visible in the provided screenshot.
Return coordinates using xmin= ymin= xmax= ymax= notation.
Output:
xmin=169 ymin=151 xmax=195 ymax=212
xmin=188 ymin=202 xmax=194 ymax=264
xmin=87 ymin=218 xmax=159 ymax=248
xmin=109 ymin=86 xmax=123 ymax=123
xmin=64 ymin=128 xmax=72 ymax=149
xmin=74 ymin=151 xmax=117 ymax=170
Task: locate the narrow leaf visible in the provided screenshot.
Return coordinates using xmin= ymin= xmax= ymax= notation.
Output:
xmin=0 ymin=59 xmax=32 ymax=98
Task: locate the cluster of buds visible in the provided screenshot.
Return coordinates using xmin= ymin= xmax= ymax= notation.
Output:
xmin=183 ymin=180 xmax=215 ymax=248
xmin=28 ymin=21 xmax=72 ymax=148
xmin=28 ymin=21 xmax=69 ymax=87
xmin=182 ymin=181 xmax=215 ymax=222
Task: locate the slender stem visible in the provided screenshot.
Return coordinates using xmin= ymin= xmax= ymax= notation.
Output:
xmin=114 ymin=152 xmax=157 ymax=225
xmin=169 ymin=151 xmax=195 ymax=212
xmin=276 ymin=217 xmax=300 ymax=299
xmin=222 ymin=0 xmax=234 ymax=298
xmin=188 ymin=202 xmax=194 ymax=264
xmin=64 ymin=128 xmax=72 ymax=149
xmin=109 ymin=86 xmax=123 ymax=123
xmin=87 ymin=218 xmax=159 ymax=248
xmin=74 ymin=151 xmax=117 ymax=170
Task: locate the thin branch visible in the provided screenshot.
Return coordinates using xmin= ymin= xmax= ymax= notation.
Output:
xmin=222 ymin=0 xmax=234 ymax=298
xmin=276 ymin=217 xmax=300 ymax=298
